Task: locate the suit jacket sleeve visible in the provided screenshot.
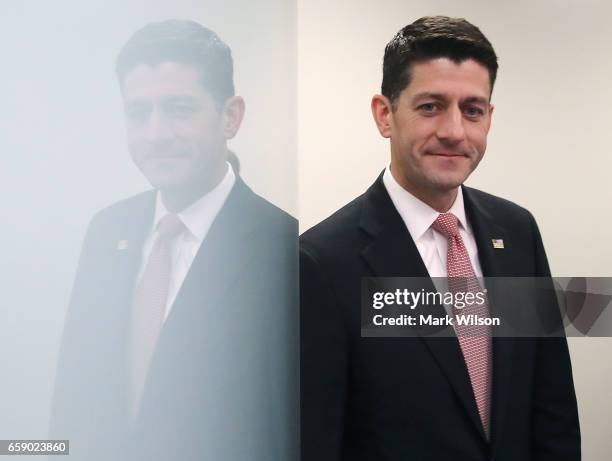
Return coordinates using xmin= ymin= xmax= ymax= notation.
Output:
xmin=529 ymin=212 xmax=581 ymax=461
xmin=300 ymin=244 xmax=347 ymax=461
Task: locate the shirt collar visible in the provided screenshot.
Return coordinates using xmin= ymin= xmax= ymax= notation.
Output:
xmin=382 ymin=165 xmax=471 ymax=241
xmin=152 ymin=162 xmax=236 ymax=241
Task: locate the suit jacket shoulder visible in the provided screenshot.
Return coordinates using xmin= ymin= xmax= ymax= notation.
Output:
xmin=300 ymin=192 xmax=366 ymax=263
xmin=243 ymin=186 xmax=298 ymax=240
xmin=91 ymin=189 xmax=156 ymax=222
xmin=462 ymin=185 xmax=539 ymax=234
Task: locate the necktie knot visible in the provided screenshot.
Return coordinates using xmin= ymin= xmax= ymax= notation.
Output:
xmin=156 ymin=213 xmax=186 ymax=240
xmin=432 ymin=213 xmax=460 ymax=239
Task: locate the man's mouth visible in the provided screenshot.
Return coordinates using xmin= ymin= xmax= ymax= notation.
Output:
xmin=428 ymin=151 xmax=467 ymax=157
xmin=147 ymin=151 xmax=188 ymax=160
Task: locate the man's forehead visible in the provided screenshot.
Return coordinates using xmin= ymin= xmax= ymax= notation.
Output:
xmin=121 ymin=61 xmax=208 ymax=98
xmin=404 ymin=57 xmax=492 ymax=99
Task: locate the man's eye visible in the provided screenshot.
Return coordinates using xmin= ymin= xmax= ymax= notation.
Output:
xmin=167 ymin=104 xmax=197 ymax=118
xmin=418 ymin=103 xmax=438 ymax=113
xmin=125 ymin=106 xmax=150 ymax=122
xmin=464 ymin=106 xmax=485 ymax=118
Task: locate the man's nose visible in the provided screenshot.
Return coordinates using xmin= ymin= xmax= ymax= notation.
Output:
xmin=145 ymin=109 xmax=174 ymax=142
xmin=436 ymin=107 xmax=466 ymax=144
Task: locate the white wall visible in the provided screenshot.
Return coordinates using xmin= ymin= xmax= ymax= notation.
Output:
xmin=298 ymin=0 xmax=612 ymax=459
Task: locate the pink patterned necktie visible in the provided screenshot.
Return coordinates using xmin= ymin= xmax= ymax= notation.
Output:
xmin=432 ymin=213 xmax=492 ymax=437
xmin=129 ymin=213 xmax=186 ymax=419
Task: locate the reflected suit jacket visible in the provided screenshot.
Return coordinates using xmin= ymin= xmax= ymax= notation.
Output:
xmin=51 ymin=176 xmax=298 ymax=461
xmin=300 ymin=173 xmax=580 ymax=461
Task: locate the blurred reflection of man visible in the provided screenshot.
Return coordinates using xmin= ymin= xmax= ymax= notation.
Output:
xmin=51 ymin=20 xmax=297 ymax=461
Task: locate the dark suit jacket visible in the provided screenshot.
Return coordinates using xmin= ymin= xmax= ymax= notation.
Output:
xmin=300 ymin=174 xmax=580 ymax=461
xmin=51 ymin=176 xmax=299 ymax=461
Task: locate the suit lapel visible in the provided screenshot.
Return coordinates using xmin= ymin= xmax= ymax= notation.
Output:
xmin=359 ymin=178 xmax=429 ymax=278
xmin=101 ymin=191 xmax=156 ymax=424
xmin=462 ymin=186 xmax=510 ymax=279
xmin=110 ymin=192 xmax=156 ymax=314
xmin=162 ymin=176 xmax=260 ymax=325
xmin=359 ymin=174 xmax=486 ymax=440
xmin=463 ymin=186 xmax=516 ymax=448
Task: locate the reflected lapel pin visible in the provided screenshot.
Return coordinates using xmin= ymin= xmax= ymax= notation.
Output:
xmin=492 ymin=239 xmax=504 ymax=249
xmin=116 ymin=239 xmax=129 ymax=250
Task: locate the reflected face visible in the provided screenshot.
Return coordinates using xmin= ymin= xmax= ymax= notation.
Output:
xmin=121 ymin=61 xmax=225 ymax=191
xmin=389 ymin=58 xmax=493 ymax=194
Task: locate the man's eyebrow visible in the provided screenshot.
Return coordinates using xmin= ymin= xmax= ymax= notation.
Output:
xmin=462 ymin=96 xmax=489 ymax=105
xmin=162 ymin=95 xmax=200 ymax=104
xmin=411 ymin=92 xmax=446 ymax=103
xmin=124 ymin=98 xmax=149 ymax=106
xmin=411 ymin=93 xmax=489 ymax=105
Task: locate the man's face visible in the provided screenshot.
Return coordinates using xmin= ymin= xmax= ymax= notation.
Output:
xmin=121 ymin=61 xmax=226 ymax=192
xmin=386 ymin=57 xmax=493 ymax=195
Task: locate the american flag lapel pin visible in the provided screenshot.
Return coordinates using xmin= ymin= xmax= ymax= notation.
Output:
xmin=116 ymin=239 xmax=129 ymax=250
xmin=492 ymin=239 xmax=504 ymax=249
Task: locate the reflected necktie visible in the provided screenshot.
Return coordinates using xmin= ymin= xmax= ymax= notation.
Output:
xmin=432 ymin=213 xmax=492 ymax=437
xmin=129 ymin=213 xmax=185 ymax=418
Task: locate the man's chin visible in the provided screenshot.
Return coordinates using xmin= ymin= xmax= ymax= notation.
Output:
xmin=428 ymin=173 xmax=468 ymax=192
xmin=144 ymin=174 xmax=191 ymax=192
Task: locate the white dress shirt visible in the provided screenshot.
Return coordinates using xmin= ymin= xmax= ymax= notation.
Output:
xmin=136 ymin=162 xmax=236 ymax=322
xmin=382 ymin=165 xmax=483 ymax=279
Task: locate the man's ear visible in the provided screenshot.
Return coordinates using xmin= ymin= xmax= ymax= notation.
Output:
xmin=371 ymin=94 xmax=394 ymax=139
xmin=221 ymin=96 xmax=245 ymax=139
xmin=485 ymin=103 xmax=494 ymax=133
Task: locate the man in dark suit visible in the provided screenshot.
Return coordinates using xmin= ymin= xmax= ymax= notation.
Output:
xmin=51 ymin=20 xmax=298 ymax=460
xmin=300 ymin=16 xmax=580 ymax=460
